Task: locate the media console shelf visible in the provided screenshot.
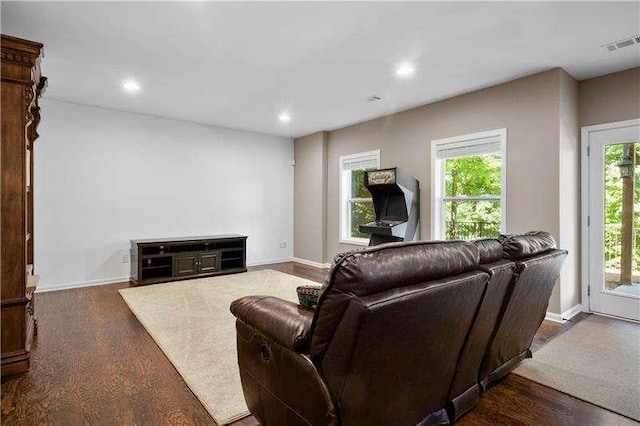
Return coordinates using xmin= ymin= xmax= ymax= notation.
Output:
xmin=130 ymin=235 xmax=247 ymax=286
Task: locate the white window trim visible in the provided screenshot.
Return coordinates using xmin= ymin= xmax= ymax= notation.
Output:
xmin=431 ymin=129 xmax=507 ymax=240
xmin=339 ymin=149 xmax=380 ymax=246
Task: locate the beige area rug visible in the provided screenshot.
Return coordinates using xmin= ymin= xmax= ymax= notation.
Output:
xmin=118 ymin=269 xmax=318 ymax=425
xmin=514 ymin=314 xmax=640 ymax=421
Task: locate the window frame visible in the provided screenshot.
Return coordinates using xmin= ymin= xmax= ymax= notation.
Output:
xmin=431 ymin=129 xmax=507 ymax=240
xmin=339 ymin=149 xmax=381 ymax=246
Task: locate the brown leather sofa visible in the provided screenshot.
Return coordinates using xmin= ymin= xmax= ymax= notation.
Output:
xmin=230 ymin=232 xmax=566 ymax=425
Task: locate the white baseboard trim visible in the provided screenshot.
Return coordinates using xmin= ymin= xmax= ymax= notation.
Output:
xmin=35 ymin=257 xmax=321 ymax=293
xmin=544 ymin=312 xmax=564 ymax=323
xmin=36 ymin=276 xmax=131 ymax=293
xmin=246 ymin=258 xmax=293 ymax=267
xmin=562 ymin=304 xmax=583 ymax=321
xmin=292 ymin=257 xmax=331 ymax=269
xmin=545 ymin=304 xmax=583 ymax=324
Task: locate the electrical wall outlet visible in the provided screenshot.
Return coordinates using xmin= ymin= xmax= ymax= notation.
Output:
xmin=279 ymin=242 xmax=288 ymax=249
xmin=122 ymin=254 xmax=129 ymax=263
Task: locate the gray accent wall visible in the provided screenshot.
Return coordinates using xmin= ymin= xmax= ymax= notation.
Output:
xmin=324 ymin=68 xmax=578 ymax=315
xmin=294 ymin=132 xmax=328 ymax=264
xmin=558 ymin=70 xmax=580 ymax=315
xmin=579 ymin=67 xmax=640 ymax=127
xmin=294 ymin=66 xmax=639 ymax=315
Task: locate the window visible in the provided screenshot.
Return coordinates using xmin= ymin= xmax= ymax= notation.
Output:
xmin=431 ymin=129 xmax=506 ymax=240
xmin=340 ymin=150 xmax=380 ymax=245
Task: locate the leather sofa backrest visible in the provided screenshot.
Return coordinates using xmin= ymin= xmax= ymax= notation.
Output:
xmin=500 ymin=230 xmax=556 ymax=260
xmin=309 ymin=240 xmax=488 ymax=424
xmin=481 ymin=232 xmax=567 ymax=383
xmin=310 ymin=240 xmax=480 ymax=360
xmin=474 ymin=237 xmax=504 ymax=264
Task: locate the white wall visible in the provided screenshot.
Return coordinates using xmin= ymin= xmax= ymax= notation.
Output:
xmin=35 ymin=100 xmax=294 ymax=290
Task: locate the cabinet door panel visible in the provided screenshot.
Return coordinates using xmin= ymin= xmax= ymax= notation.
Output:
xmin=199 ymin=252 xmax=219 ymax=273
xmin=174 ymin=254 xmax=197 ymax=277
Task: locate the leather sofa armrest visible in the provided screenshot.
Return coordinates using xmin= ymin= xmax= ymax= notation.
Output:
xmin=231 ymin=295 xmax=314 ymax=353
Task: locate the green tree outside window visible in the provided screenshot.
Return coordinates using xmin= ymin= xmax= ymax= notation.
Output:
xmin=603 ymin=143 xmax=640 ymax=283
xmin=443 ymin=153 xmax=502 ymax=240
xmin=349 ymin=169 xmax=376 ymax=239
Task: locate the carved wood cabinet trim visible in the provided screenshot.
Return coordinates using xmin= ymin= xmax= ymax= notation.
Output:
xmin=1 ymin=34 xmax=47 ymax=377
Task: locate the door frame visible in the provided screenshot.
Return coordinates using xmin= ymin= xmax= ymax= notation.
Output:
xmin=581 ymin=118 xmax=640 ymax=316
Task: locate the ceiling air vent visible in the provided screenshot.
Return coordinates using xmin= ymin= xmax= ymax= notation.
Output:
xmin=365 ymin=95 xmax=382 ymax=103
xmin=616 ymin=39 xmax=635 ymax=49
xmin=603 ymin=35 xmax=640 ymax=52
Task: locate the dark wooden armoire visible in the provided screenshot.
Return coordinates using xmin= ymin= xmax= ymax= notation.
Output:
xmin=1 ymin=34 xmax=47 ymax=376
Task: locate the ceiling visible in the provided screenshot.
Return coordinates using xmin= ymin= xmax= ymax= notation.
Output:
xmin=2 ymin=2 xmax=639 ymax=138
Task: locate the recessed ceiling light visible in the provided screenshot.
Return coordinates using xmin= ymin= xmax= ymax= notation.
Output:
xmin=122 ymin=79 xmax=141 ymax=93
xmin=395 ymin=64 xmax=415 ymax=77
xmin=278 ymin=113 xmax=291 ymax=123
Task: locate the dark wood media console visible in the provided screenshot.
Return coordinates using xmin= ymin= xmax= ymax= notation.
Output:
xmin=130 ymin=235 xmax=247 ymax=285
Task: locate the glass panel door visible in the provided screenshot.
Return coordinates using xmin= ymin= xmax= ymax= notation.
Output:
xmin=603 ymin=143 xmax=640 ymax=297
xmin=586 ymin=121 xmax=640 ymax=321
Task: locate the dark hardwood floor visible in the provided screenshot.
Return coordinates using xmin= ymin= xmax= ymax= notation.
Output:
xmin=1 ymin=262 xmax=635 ymax=425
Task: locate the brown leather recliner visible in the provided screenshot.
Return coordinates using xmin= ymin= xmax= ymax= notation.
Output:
xmin=446 ymin=239 xmax=516 ymax=421
xmin=445 ymin=232 xmax=567 ymax=421
xmin=231 ymin=241 xmax=490 ymax=426
xmin=480 ymin=231 xmax=568 ymax=387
